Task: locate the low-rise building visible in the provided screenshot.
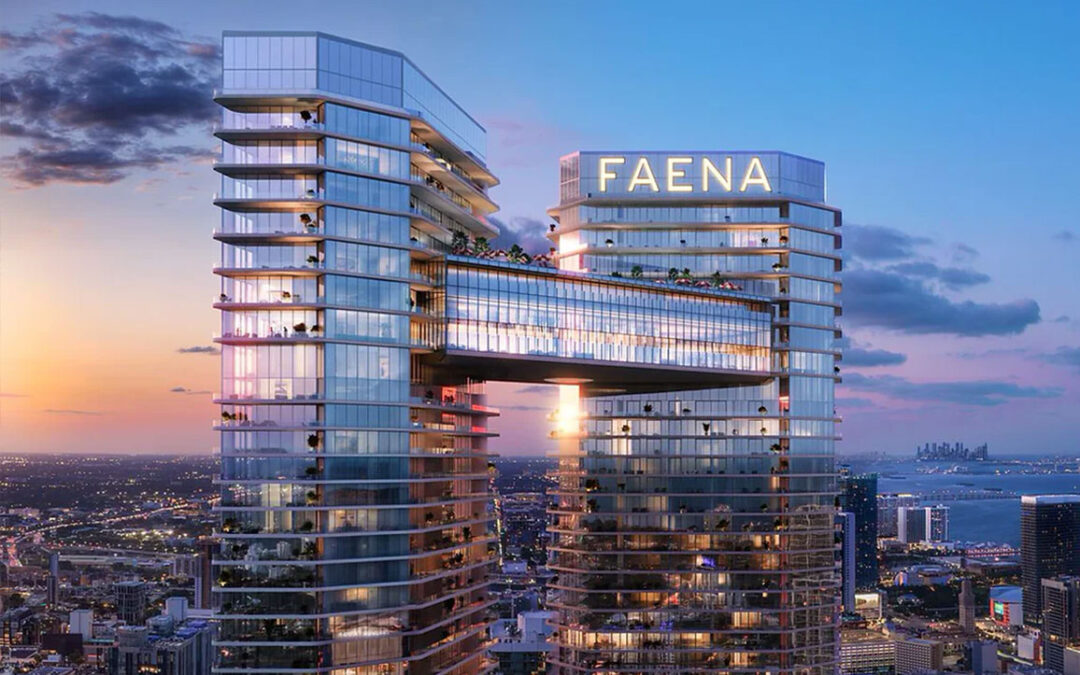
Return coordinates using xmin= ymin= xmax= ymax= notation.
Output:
xmin=841 ymin=629 xmax=896 ymax=675
xmin=992 ymin=586 xmax=1025 ymax=628
xmin=896 ymin=637 xmax=944 ymax=675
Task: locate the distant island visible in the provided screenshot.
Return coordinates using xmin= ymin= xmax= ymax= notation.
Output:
xmin=915 ymin=441 xmax=989 ymax=461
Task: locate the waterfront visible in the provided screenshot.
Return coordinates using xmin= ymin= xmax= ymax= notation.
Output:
xmin=848 ymin=458 xmax=1080 ymax=546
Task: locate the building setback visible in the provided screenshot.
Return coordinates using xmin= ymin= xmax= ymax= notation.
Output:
xmin=212 ymin=31 xmax=842 ymax=675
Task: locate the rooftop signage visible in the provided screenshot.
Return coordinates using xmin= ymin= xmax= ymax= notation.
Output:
xmin=597 ymin=155 xmax=772 ymax=194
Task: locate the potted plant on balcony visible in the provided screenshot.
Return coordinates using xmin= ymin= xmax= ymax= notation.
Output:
xmin=702 ymin=422 xmax=711 ymax=435
xmin=307 ymin=434 xmax=320 ymax=450
xmin=451 ymin=230 xmax=469 ymax=254
xmin=306 ymin=255 xmax=319 ymax=265
xmin=293 ymin=322 xmax=308 ymax=335
xmin=643 ymin=404 xmax=653 ymax=414
xmin=621 ymin=424 xmax=631 ymax=435
xmin=630 ymin=265 xmax=643 ymax=279
xmin=758 ymin=405 xmax=768 ymax=415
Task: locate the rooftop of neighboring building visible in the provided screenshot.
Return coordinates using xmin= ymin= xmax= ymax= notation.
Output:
xmin=1021 ymin=495 xmax=1080 ymax=505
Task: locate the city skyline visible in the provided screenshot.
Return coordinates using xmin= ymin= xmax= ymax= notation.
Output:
xmin=2 ymin=0 xmax=1080 ymax=458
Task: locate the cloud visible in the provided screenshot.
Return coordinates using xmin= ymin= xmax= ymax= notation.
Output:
xmin=950 ymin=242 xmax=979 ymax=263
xmin=843 ymin=268 xmax=1040 ymax=336
xmin=836 ymin=397 xmax=875 ymax=408
xmin=951 ymin=347 xmax=1031 ymax=360
xmin=0 ymin=12 xmax=217 ymax=187
xmin=177 ymin=345 xmax=219 ymax=354
xmin=498 ymin=404 xmax=552 ymax=412
xmin=885 ymin=261 xmax=990 ymax=290
xmin=844 ymin=224 xmax=931 ymax=261
xmin=170 ymin=386 xmax=211 ymax=395
xmin=489 ymin=216 xmax=552 ymax=254
xmin=844 ymin=346 xmax=907 ymax=368
xmin=1053 ymin=230 xmax=1076 ymax=243
xmin=843 ymin=372 xmax=1062 ymax=406
xmin=514 ymin=384 xmax=557 ymax=395
xmin=1038 ymin=347 xmax=1080 ymax=370
xmin=44 ymin=409 xmax=105 ymax=415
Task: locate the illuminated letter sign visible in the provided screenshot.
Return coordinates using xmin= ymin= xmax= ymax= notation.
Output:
xmin=666 ymin=157 xmax=693 ymax=192
xmin=702 ymin=156 xmax=733 ymax=192
xmin=595 ymin=154 xmax=772 ymax=194
xmin=598 ymin=157 xmax=624 ymax=192
xmin=627 ymin=157 xmax=659 ymax=192
xmin=739 ymin=156 xmax=772 ymax=192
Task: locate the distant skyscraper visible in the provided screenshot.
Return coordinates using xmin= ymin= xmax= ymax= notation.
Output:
xmin=194 ymin=539 xmax=213 ymax=611
xmin=1041 ymin=576 xmax=1080 ymax=672
xmin=960 ymin=578 xmax=976 ymax=633
xmin=114 ymin=581 xmax=147 ymax=626
xmin=928 ymin=505 xmax=949 ymax=542
xmin=1021 ymin=496 xmax=1080 ymax=624
xmin=898 ymin=505 xmax=949 ymax=545
xmin=878 ymin=493 xmax=919 ymax=538
xmin=46 ymin=551 xmax=60 ymax=607
xmin=842 ymin=474 xmax=879 ymax=588
xmin=838 ymin=511 xmax=857 ymax=612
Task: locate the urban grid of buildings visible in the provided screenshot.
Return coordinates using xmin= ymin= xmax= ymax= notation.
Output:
xmin=3 ymin=27 xmax=1080 ymax=675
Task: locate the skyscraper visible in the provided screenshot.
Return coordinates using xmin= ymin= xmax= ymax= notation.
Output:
xmin=547 ymin=151 xmax=842 ymax=673
xmin=1041 ymin=576 xmax=1080 ymax=672
xmin=213 ymin=32 xmax=842 ymax=674
xmin=877 ymin=493 xmax=919 ymax=538
xmin=1021 ymin=496 xmax=1080 ymax=624
xmin=46 ymin=551 xmax=59 ymax=607
xmin=214 ymin=32 xmax=500 ymax=674
xmin=838 ymin=511 xmax=857 ymax=613
xmin=842 ymin=473 xmax=879 ymax=588
xmin=960 ymin=578 xmax=976 ymax=633
xmin=898 ymin=505 xmax=950 ymax=545
xmin=114 ymin=581 xmax=147 ymax=626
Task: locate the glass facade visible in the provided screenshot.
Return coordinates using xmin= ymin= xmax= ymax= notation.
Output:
xmin=214 ymin=31 xmax=842 ymax=675
xmin=215 ymin=32 xmax=499 ymax=675
xmin=548 ymin=152 xmax=842 ymax=675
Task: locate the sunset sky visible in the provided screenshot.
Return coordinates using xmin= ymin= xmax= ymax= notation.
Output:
xmin=1 ymin=0 xmax=1078 ymax=456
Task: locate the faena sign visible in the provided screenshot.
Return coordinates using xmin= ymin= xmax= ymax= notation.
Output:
xmin=597 ymin=155 xmax=772 ymax=194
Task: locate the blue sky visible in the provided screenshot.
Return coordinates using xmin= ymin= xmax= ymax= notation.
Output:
xmin=1 ymin=0 xmax=1077 ymax=455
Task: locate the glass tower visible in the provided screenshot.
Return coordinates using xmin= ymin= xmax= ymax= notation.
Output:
xmin=547 ymin=152 xmax=842 ymax=674
xmin=213 ymin=32 xmax=500 ymax=675
xmin=1021 ymin=495 xmax=1080 ymax=625
xmin=841 ymin=473 xmax=879 ymax=589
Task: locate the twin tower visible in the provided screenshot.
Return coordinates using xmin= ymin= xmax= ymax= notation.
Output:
xmin=212 ymin=31 xmax=843 ymax=675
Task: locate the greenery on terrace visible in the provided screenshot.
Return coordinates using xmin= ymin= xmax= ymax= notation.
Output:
xmin=449 ymin=230 xmax=744 ymax=291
